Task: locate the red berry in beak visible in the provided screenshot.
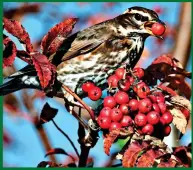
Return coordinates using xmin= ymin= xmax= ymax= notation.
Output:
xmin=152 ymin=22 xmax=166 ymax=36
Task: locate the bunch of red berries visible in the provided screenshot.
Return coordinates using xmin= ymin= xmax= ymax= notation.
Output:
xmin=82 ymin=82 xmax=102 ymax=101
xmin=92 ymin=67 xmax=175 ymax=138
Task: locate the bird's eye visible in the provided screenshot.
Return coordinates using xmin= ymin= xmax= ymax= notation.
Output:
xmin=141 ymin=16 xmax=148 ymax=22
xmin=134 ymin=13 xmax=142 ymax=21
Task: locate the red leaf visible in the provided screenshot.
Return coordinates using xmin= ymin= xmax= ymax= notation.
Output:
xmin=40 ymin=102 xmax=58 ymax=124
xmin=137 ymin=149 xmax=163 ymax=167
xmin=166 ymin=74 xmax=191 ymax=99
xmin=41 ymin=18 xmax=78 ymax=56
xmin=173 ymin=146 xmax=191 ymax=167
xmin=158 ymin=83 xmax=178 ymax=96
xmin=157 ymin=158 xmax=177 ymax=167
xmin=122 ymin=141 xmax=148 ymax=167
xmin=103 ymin=129 xmax=120 ymax=155
xmin=31 ymin=52 xmax=56 ymax=89
xmin=3 ymin=34 xmax=17 ymax=68
xmin=152 ymin=54 xmax=173 ymax=66
xmin=16 ymin=50 xmax=32 ymax=64
xmin=3 ymin=17 xmax=33 ymax=53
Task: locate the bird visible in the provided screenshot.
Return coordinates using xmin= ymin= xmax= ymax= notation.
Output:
xmin=1 ymin=6 xmax=165 ymax=109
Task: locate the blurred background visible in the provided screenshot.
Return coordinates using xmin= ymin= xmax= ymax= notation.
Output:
xmin=3 ymin=2 xmax=191 ymax=167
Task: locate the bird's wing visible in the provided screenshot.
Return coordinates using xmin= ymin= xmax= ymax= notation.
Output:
xmin=61 ymin=39 xmax=103 ymax=61
xmin=59 ymin=21 xmax=113 ymax=61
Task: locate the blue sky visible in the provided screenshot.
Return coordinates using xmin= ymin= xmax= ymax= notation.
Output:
xmin=3 ymin=2 xmax=191 ymax=167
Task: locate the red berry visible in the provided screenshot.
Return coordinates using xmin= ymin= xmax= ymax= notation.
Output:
xmin=97 ymin=116 xmax=111 ymax=129
xmin=128 ymin=99 xmax=138 ymax=111
xmin=161 ymin=111 xmax=173 ymax=124
xmin=114 ymin=91 xmax=129 ymax=105
xmin=158 ymin=103 xmax=167 ymax=114
xmin=119 ymin=104 xmax=129 ymax=115
xmin=157 ymin=96 xmax=165 ymax=103
xmin=148 ymin=95 xmax=157 ymax=103
xmin=100 ymin=107 xmax=112 ymax=117
xmin=152 ymin=22 xmax=166 ymax=36
xmin=133 ymin=82 xmax=146 ymax=93
xmin=182 ymin=109 xmax=190 ymax=119
xmin=115 ymin=68 xmax=125 ymax=79
xmin=142 ymin=124 xmax=154 ymax=135
xmin=82 ymin=82 xmax=95 ymax=92
xmin=110 ymin=122 xmax=122 ymax=131
xmin=118 ymin=79 xmax=131 ymax=91
xmin=136 ymin=84 xmax=150 ymax=98
xmin=128 ymin=76 xmax=135 ymax=85
xmin=110 ymin=108 xmax=123 ymax=122
xmin=107 ymin=75 xmax=120 ymax=88
xmin=88 ymin=86 xmax=102 ymax=101
xmin=133 ymin=67 xmax=144 ymax=79
xmin=138 ymin=98 xmax=152 ymax=114
xmin=134 ymin=113 xmax=147 ymax=126
xmin=163 ymin=125 xmax=171 ymax=136
xmin=103 ymin=96 xmax=116 ymax=108
xmin=120 ymin=116 xmax=132 ymax=127
xmin=147 ymin=111 xmax=160 ymax=125
xmin=152 ymin=103 xmax=161 ymax=113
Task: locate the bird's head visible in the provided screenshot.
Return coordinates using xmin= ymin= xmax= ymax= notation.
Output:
xmin=116 ymin=6 xmax=166 ymax=39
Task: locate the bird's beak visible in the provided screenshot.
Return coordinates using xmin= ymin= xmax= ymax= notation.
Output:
xmin=142 ymin=19 xmax=166 ymax=39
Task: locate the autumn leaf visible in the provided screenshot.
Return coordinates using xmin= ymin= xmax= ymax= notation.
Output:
xmin=169 ymin=96 xmax=191 ymax=112
xmin=31 ymin=52 xmax=56 ymax=89
xmin=158 ymin=83 xmax=178 ymax=96
xmin=157 ymin=158 xmax=177 ymax=167
xmin=122 ymin=141 xmax=148 ymax=167
xmin=137 ymin=149 xmax=164 ymax=167
xmin=3 ymin=17 xmax=33 ymax=53
xmin=173 ymin=146 xmax=191 ymax=167
xmin=166 ymin=74 xmax=191 ymax=99
xmin=40 ymin=102 xmax=58 ymax=124
xmin=3 ymin=34 xmax=17 ymax=68
xmin=169 ymin=108 xmax=187 ymax=134
xmin=104 ymin=129 xmax=120 ymax=155
xmin=41 ymin=18 xmax=78 ymax=56
xmin=152 ymin=54 xmax=173 ymax=66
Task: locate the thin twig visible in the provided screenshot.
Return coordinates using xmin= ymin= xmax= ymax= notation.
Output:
xmin=51 ymin=119 xmax=80 ymax=158
xmin=62 ymin=84 xmax=94 ymax=119
xmin=71 ymin=109 xmax=89 ymax=130
xmin=34 ymin=116 xmax=57 ymax=163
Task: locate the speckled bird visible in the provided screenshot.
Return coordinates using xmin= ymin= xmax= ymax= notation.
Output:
xmin=0 ymin=6 xmax=165 ymax=107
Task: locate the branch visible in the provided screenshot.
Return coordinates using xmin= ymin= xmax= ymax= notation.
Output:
xmin=78 ymin=119 xmax=99 ymax=167
xmin=51 ymin=119 xmax=80 ymax=158
xmin=34 ymin=116 xmax=57 ymax=163
xmin=62 ymin=84 xmax=95 ymax=119
xmin=172 ymin=2 xmax=191 ymax=68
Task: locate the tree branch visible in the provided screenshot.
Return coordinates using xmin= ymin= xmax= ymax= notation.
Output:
xmin=172 ymin=2 xmax=191 ymax=68
xmin=34 ymin=116 xmax=57 ymax=163
xmin=62 ymin=84 xmax=95 ymax=119
xmin=51 ymin=119 xmax=80 ymax=158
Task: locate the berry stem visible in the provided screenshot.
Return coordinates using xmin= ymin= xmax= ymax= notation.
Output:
xmin=62 ymin=84 xmax=95 ymax=119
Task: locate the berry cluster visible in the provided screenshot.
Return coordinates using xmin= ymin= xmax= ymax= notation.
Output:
xmin=95 ymin=67 xmax=175 ymax=138
xmin=82 ymin=82 xmax=102 ymax=101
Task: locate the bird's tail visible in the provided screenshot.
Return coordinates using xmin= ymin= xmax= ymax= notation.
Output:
xmin=0 ymin=65 xmax=42 ymax=96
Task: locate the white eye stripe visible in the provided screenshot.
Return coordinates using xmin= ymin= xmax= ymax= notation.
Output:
xmin=130 ymin=10 xmax=151 ymax=20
